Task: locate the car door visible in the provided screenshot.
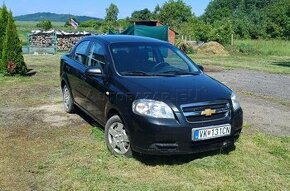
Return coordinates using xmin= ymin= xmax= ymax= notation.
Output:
xmin=66 ymin=40 xmax=91 ymax=108
xmin=83 ymin=41 xmax=109 ymax=123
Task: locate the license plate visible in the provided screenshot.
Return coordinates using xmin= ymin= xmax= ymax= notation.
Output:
xmin=192 ymin=124 xmax=231 ymax=141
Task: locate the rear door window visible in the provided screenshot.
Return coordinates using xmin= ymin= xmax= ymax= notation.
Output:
xmin=87 ymin=42 xmax=106 ymax=68
xmin=73 ymin=41 xmax=90 ymax=65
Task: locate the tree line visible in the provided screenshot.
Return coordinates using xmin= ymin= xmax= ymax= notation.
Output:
xmin=57 ymin=0 xmax=289 ymax=45
xmin=202 ymin=0 xmax=290 ymax=41
xmin=35 ymin=0 xmax=290 ymax=45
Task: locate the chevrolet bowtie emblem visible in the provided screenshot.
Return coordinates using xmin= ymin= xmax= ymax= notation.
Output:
xmin=201 ymin=109 xmax=216 ymax=116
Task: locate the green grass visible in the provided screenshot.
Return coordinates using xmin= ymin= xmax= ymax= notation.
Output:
xmin=0 ymin=54 xmax=290 ymax=190
xmin=192 ymin=54 xmax=290 ymax=74
xmin=0 ymin=54 xmax=62 ymax=107
xmin=234 ymin=40 xmax=290 ymax=56
xmin=28 ymin=127 xmax=290 ymax=190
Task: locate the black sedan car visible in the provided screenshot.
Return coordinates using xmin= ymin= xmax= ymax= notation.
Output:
xmin=60 ymin=35 xmax=243 ymax=156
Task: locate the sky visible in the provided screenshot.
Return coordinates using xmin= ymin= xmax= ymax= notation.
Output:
xmin=0 ymin=0 xmax=211 ymax=18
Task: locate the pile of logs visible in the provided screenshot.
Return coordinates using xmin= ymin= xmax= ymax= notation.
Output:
xmin=29 ymin=30 xmax=91 ymax=51
xmin=29 ymin=34 xmax=55 ymax=48
xmin=57 ymin=36 xmax=85 ymax=51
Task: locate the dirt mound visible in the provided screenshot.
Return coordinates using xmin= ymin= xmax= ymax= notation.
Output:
xmin=197 ymin=41 xmax=229 ymax=56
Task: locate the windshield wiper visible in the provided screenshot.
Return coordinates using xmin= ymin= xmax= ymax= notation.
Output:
xmin=156 ymin=70 xmax=200 ymax=76
xmin=122 ymin=71 xmax=151 ymax=76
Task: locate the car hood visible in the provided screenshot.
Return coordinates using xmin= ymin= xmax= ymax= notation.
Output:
xmin=114 ymin=74 xmax=232 ymax=107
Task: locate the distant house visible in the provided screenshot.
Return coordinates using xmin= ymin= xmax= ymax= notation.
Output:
xmin=132 ymin=20 xmax=178 ymax=44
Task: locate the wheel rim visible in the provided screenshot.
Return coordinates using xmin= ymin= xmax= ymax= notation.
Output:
xmin=108 ymin=122 xmax=130 ymax=155
xmin=63 ymin=86 xmax=71 ymax=110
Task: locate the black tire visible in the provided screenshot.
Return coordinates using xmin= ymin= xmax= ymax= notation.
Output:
xmin=105 ymin=115 xmax=132 ymax=157
xmin=62 ymin=84 xmax=75 ymax=113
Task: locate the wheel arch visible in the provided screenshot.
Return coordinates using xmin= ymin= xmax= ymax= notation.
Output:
xmin=60 ymin=76 xmax=75 ymax=104
xmin=105 ymin=106 xmax=131 ymax=135
xmin=106 ymin=108 xmax=120 ymax=121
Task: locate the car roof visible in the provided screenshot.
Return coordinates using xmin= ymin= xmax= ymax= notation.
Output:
xmin=83 ymin=35 xmax=168 ymax=45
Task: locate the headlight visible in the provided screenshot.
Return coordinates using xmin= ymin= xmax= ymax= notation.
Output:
xmin=231 ymin=93 xmax=241 ymax=111
xmin=132 ymin=99 xmax=175 ymax=119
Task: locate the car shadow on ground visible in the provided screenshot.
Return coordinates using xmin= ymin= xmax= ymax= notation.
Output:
xmin=133 ymin=146 xmax=236 ymax=166
xmin=74 ymin=106 xmax=236 ymax=165
xmin=74 ymin=106 xmax=103 ymax=128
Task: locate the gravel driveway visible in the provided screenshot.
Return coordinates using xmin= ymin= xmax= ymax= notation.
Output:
xmin=208 ymin=69 xmax=290 ymax=136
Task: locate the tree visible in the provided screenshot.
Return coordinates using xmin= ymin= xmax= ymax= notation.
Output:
xmin=36 ymin=20 xmax=53 ymax=31
xmin=263 ymin=0 xmax=290 ymax=39
xmin=131 ymin=9 xmax=153 ymax=21
xmin=202 ymin=0 xmax=290 ymax=40
xmin=152 ymin=5 xmax=161 ymax=19
xmin=158 ymin=0 xmax=193 ymax=29
xmin=103 ymin=3 xmax=119 ymax=32
xmin=118 ymin=18 xmax=130 ymax=31
xmin=1 ymin=11 xmax=27 ymax=75
xmin=0 ymin=4 xmax=9 ymax=60
xmin=105 ymin=3 xmax=119 ymax=23
xmin=202 ymin=0 xmax=241 ymax=24
xmin=208 ymin=20 xmax=233 ymax=45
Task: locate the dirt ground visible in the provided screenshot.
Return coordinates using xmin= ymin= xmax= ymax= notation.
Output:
xmin=208 ymin=69 xmax=290 ymax=136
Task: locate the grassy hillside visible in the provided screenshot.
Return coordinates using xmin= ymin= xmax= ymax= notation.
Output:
xmin=14 ymin=12 xmax=101 ymax=22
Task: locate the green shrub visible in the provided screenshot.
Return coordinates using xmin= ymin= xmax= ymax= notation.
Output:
xmin=79 ymin=20 xmax=97 ymax=28
xmin=0 ymin=5 xmax=9 ymax=61
xmin=175 ymin=39 xmax=194 ymax=54
xmin=36 ymin=20 xmax=53 ymax=31
xmin=1 ymin=11 xmax=27 ymax=75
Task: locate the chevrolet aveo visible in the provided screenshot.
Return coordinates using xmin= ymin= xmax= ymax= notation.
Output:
xmin=60 ymin=35 xmax=243 ymax=157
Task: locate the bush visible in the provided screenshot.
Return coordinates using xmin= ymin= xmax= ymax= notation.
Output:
xmin=1 ymin=11 xmax=27 ymax=75
xmin=207 ymin=20 xmax=233 ymax=45
xmin=79 ymin=20 xmax=97 ymax=28
xmin=0 ymin=5 xmax=9 ymax=61
xmin=36 ymin=20 xmax=53 ymax=31
xmin=175 ymin=39 xmax=194 ymax=54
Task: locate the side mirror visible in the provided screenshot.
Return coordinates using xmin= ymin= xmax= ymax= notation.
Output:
xmin=85 ymin=68 xmax=102 ymax=76
xmin=197 ymin=64 xmax=204 ymax=72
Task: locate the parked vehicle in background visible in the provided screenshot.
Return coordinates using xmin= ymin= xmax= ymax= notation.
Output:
xmin=60 ymin=35 xmax=243 ymax=157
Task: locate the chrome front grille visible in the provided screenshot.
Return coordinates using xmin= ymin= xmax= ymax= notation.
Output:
xmin=181 ymin=101 xmax=230 ymax=123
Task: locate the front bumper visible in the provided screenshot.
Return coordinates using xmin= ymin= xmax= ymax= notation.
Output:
xmin=123 ymin=108 xmax=243 ymax=155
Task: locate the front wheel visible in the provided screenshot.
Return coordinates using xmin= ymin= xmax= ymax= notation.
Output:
xmin=62 ymin=84 xmax=75 ymax=113
xmin=105 ymin=115 xmax=132 ymax=157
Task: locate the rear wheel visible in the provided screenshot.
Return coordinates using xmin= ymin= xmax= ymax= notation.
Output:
xmin=62 ymin=84 xmax=75 ymax=113
xmin=105 ymin=115 xmax=132 ymax=157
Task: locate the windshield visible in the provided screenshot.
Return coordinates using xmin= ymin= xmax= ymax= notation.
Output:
xmin=110 ymin=43 xmax=200 ymax=76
